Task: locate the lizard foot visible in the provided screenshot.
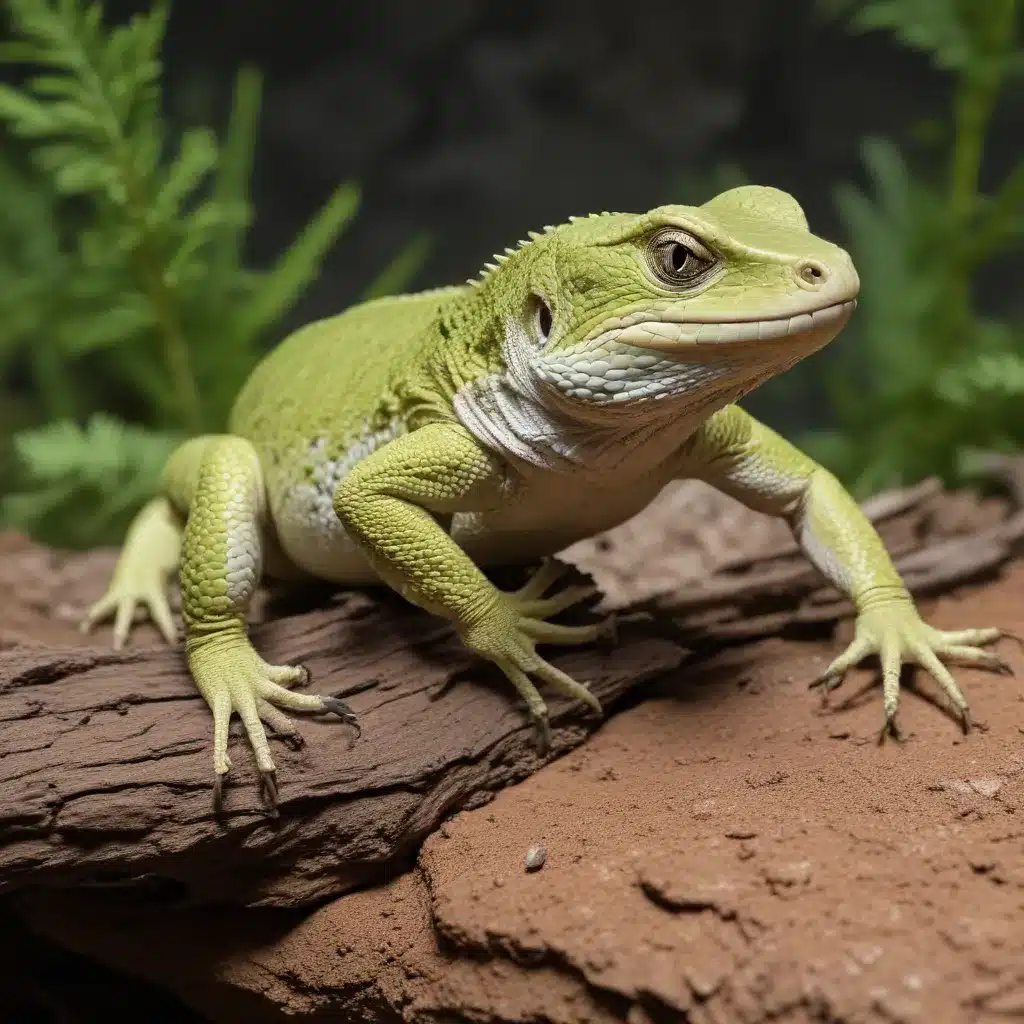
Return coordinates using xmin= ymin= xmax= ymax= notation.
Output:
xmin=190 ymin=636 xmax=359 ymax=816
xmin=80 ymin=496 xmax=181 ymax=649
xmin=810 ymin=597 xmax=1013 ymax=738
xmin=81 ymin=571 xmax=177 ymax=650
xmin=463 ymin=558 xmax=611 ymax=755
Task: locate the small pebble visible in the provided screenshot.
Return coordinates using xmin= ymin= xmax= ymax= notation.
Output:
xmin=525 ymin=845 xmax=547 ymax=872
xmin=725 ymin=828 xmax=757 ymax=840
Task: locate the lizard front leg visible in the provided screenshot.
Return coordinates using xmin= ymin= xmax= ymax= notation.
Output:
xmin=687 ymin=405 xmax=1011 ymax=738
xmin=333 ymin=421 xmax=604 ymax=752
xmin=177 ymin=436 xmax=356 ymax=812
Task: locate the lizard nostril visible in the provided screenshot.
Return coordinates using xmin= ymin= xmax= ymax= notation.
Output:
xmin=798 ymin=261 xmax=827 ymax=286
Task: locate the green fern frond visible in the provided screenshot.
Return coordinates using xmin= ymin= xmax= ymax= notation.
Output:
xmin=935 ymin=348 xmax=1024 ymax=407
xmin=234 ymin=181 xmax=360 ymax=345
xmin=805 ymin=0 xmax=1023 ymax=493
xmin=0 ymin=0 xmax=432 ymax=548
xmin=826 ymin=0 xmax=1021 ymax=73
xmin=210 ymin=66 xmax=261 ymax=272
xmin=3 ymin=415 xmax=181 ymax=546
xmin=361 ymin=232 xmax=433 ymax=302
xmin=850 ymin=0 xmax=973 ymax=70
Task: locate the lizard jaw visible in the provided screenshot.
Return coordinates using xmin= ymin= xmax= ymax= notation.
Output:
xmin=609 ymin=299 xmax=857 ymax=354
xmin=526 ymin=298 xmax=856 ymax=411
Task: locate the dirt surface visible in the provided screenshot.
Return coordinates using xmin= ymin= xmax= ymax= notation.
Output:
xmin=6 ymin=478 xmax=1024 ymax=1022
xmin=19 ymin=565 xmax=1024 ymax=1023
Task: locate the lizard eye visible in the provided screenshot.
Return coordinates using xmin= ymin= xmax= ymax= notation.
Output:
xmin=647 ymin=229 xmax=716 ymax=287
xmin=534 ymin=296 xmax=553 ymax=346
xmin=667 ymin=243 xmax=695 ymax=273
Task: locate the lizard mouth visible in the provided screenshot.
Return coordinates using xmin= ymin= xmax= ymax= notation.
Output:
xmin=610 ymin=299 xmax=857 ymax=352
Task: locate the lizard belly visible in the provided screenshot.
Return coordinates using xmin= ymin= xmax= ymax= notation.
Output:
xmin=263 ymin=429 xmax=403 ymax=586
xmin=451 ymin=470 xmax=670 ymax=567
xmin=272 ymin=484 xmax=378 ymax=585
xmin=268 ymin=444 xmax=673 ymax=584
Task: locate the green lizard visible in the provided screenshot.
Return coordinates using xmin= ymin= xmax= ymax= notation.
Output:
xmin=82 ymin=185 xmax=1010 ymax=812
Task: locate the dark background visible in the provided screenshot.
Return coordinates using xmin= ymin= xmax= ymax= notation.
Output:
xmin=102 ymin=0 xmax=1019 ymax=436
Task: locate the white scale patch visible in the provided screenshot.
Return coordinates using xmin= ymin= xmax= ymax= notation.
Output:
xmin=275 ymin=420 xmax=406 ymax=581
xmin=225 ymin=451 xmax=266 ymax=607
xmin=537 ymin=341 xmax=735 ymax=404
xmin=453 ymin=315 xmax=763 ymax=478
xmin=225 ymin=500 xmax=262 ymax=605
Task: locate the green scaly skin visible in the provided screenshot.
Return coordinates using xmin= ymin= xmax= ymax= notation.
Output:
xmin=83 ymin=185 xmax=1011 ymax=814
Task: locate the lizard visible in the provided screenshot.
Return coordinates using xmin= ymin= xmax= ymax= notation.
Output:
xmin=81 ymin=184 xmax=1012 ymax=813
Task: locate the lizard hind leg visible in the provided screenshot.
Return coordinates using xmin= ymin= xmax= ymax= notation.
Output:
xmin=180 ymin=435 xmax=357 ymax=814
xmin=81 ymin=494 xmax=183 ymax=649
xmin=83 ymin=434 xmax=237 ymax=649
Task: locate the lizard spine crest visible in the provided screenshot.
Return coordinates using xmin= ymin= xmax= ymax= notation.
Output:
xmin=465 ymin=211 xmax=628 ymax=287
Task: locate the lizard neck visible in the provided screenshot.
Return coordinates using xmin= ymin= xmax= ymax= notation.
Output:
xmin=451 ymin=316 xmax=777 ymax=478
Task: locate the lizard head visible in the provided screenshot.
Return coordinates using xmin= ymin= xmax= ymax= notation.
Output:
xmin=471 ymin=185 xmax=858 ymax=423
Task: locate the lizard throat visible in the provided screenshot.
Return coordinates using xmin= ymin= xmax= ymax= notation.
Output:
xmin=451 ymin=317 xmax=784 ymax=474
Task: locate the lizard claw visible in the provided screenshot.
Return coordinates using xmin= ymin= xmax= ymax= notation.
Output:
xmin=999 ymin=630 xmax=1024 ymax=652
xmin=459 ymin=561 xmax=608 ymax=750
xmin=193 ymin=640 xmax=361 ymax=817
xmin=809 ymin=671 xmax=845 ymax=693
xmin=213 ymin=772 xmax=226 ymax=816
xmin=814 ymin=601 xmax=1012 ymax=735
xmin=877 ymin=715 xmax=905 ymax=745
xmin=259 ymin=770 xmax=280 ymax=817
xmin=322 ymin=695 xmax=361 ymax=737
xmin=532 ymin=711 xmax=552 ymax=756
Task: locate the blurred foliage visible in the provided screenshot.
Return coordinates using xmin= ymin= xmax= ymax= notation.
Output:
xmin=804 ymin=0 xmax=1023 ymax=496
xmin=0 ymin=0 xmax=428 ymax=548
xmin=0 ymin=0 xmax=1020 ymax=553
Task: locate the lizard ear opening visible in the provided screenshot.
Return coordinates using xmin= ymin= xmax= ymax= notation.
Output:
xmin=533 ymin=295 xmax=553 ymax=347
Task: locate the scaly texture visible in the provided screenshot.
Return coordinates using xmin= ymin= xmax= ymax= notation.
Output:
xmin=158 ymin=435 xmax=359 ymax=808
xmin=83 ymin=184 xmax=1011 ymax=811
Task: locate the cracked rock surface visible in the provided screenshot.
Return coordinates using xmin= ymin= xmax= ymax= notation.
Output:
xmin=0 ymin=569 xmax=681 ymax=908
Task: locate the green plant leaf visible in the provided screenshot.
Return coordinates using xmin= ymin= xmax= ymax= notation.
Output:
xmin=860 ymin=136 xmax=911 ymax=224
xmin=233 ymin=180 xmax=360 ymax=344
xmin=0 ymin=83 xmax=58 ymax=133
xmin=361 ymin=231 xmax=432 ymax=301
xmin=2 ymin=414 xmax=181 ymax=546
xmin=210 ymin=65 xmax=261 ymax=270
xmin=151 ymin=125 xmax=218 ymax=223
xmin=58 ymin=297 xmax=155 ymax=353
xmin=969 ymin=163 xmax=1024 ymax=260
xmin=851 ymin=0 xmax=974 ymax=70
